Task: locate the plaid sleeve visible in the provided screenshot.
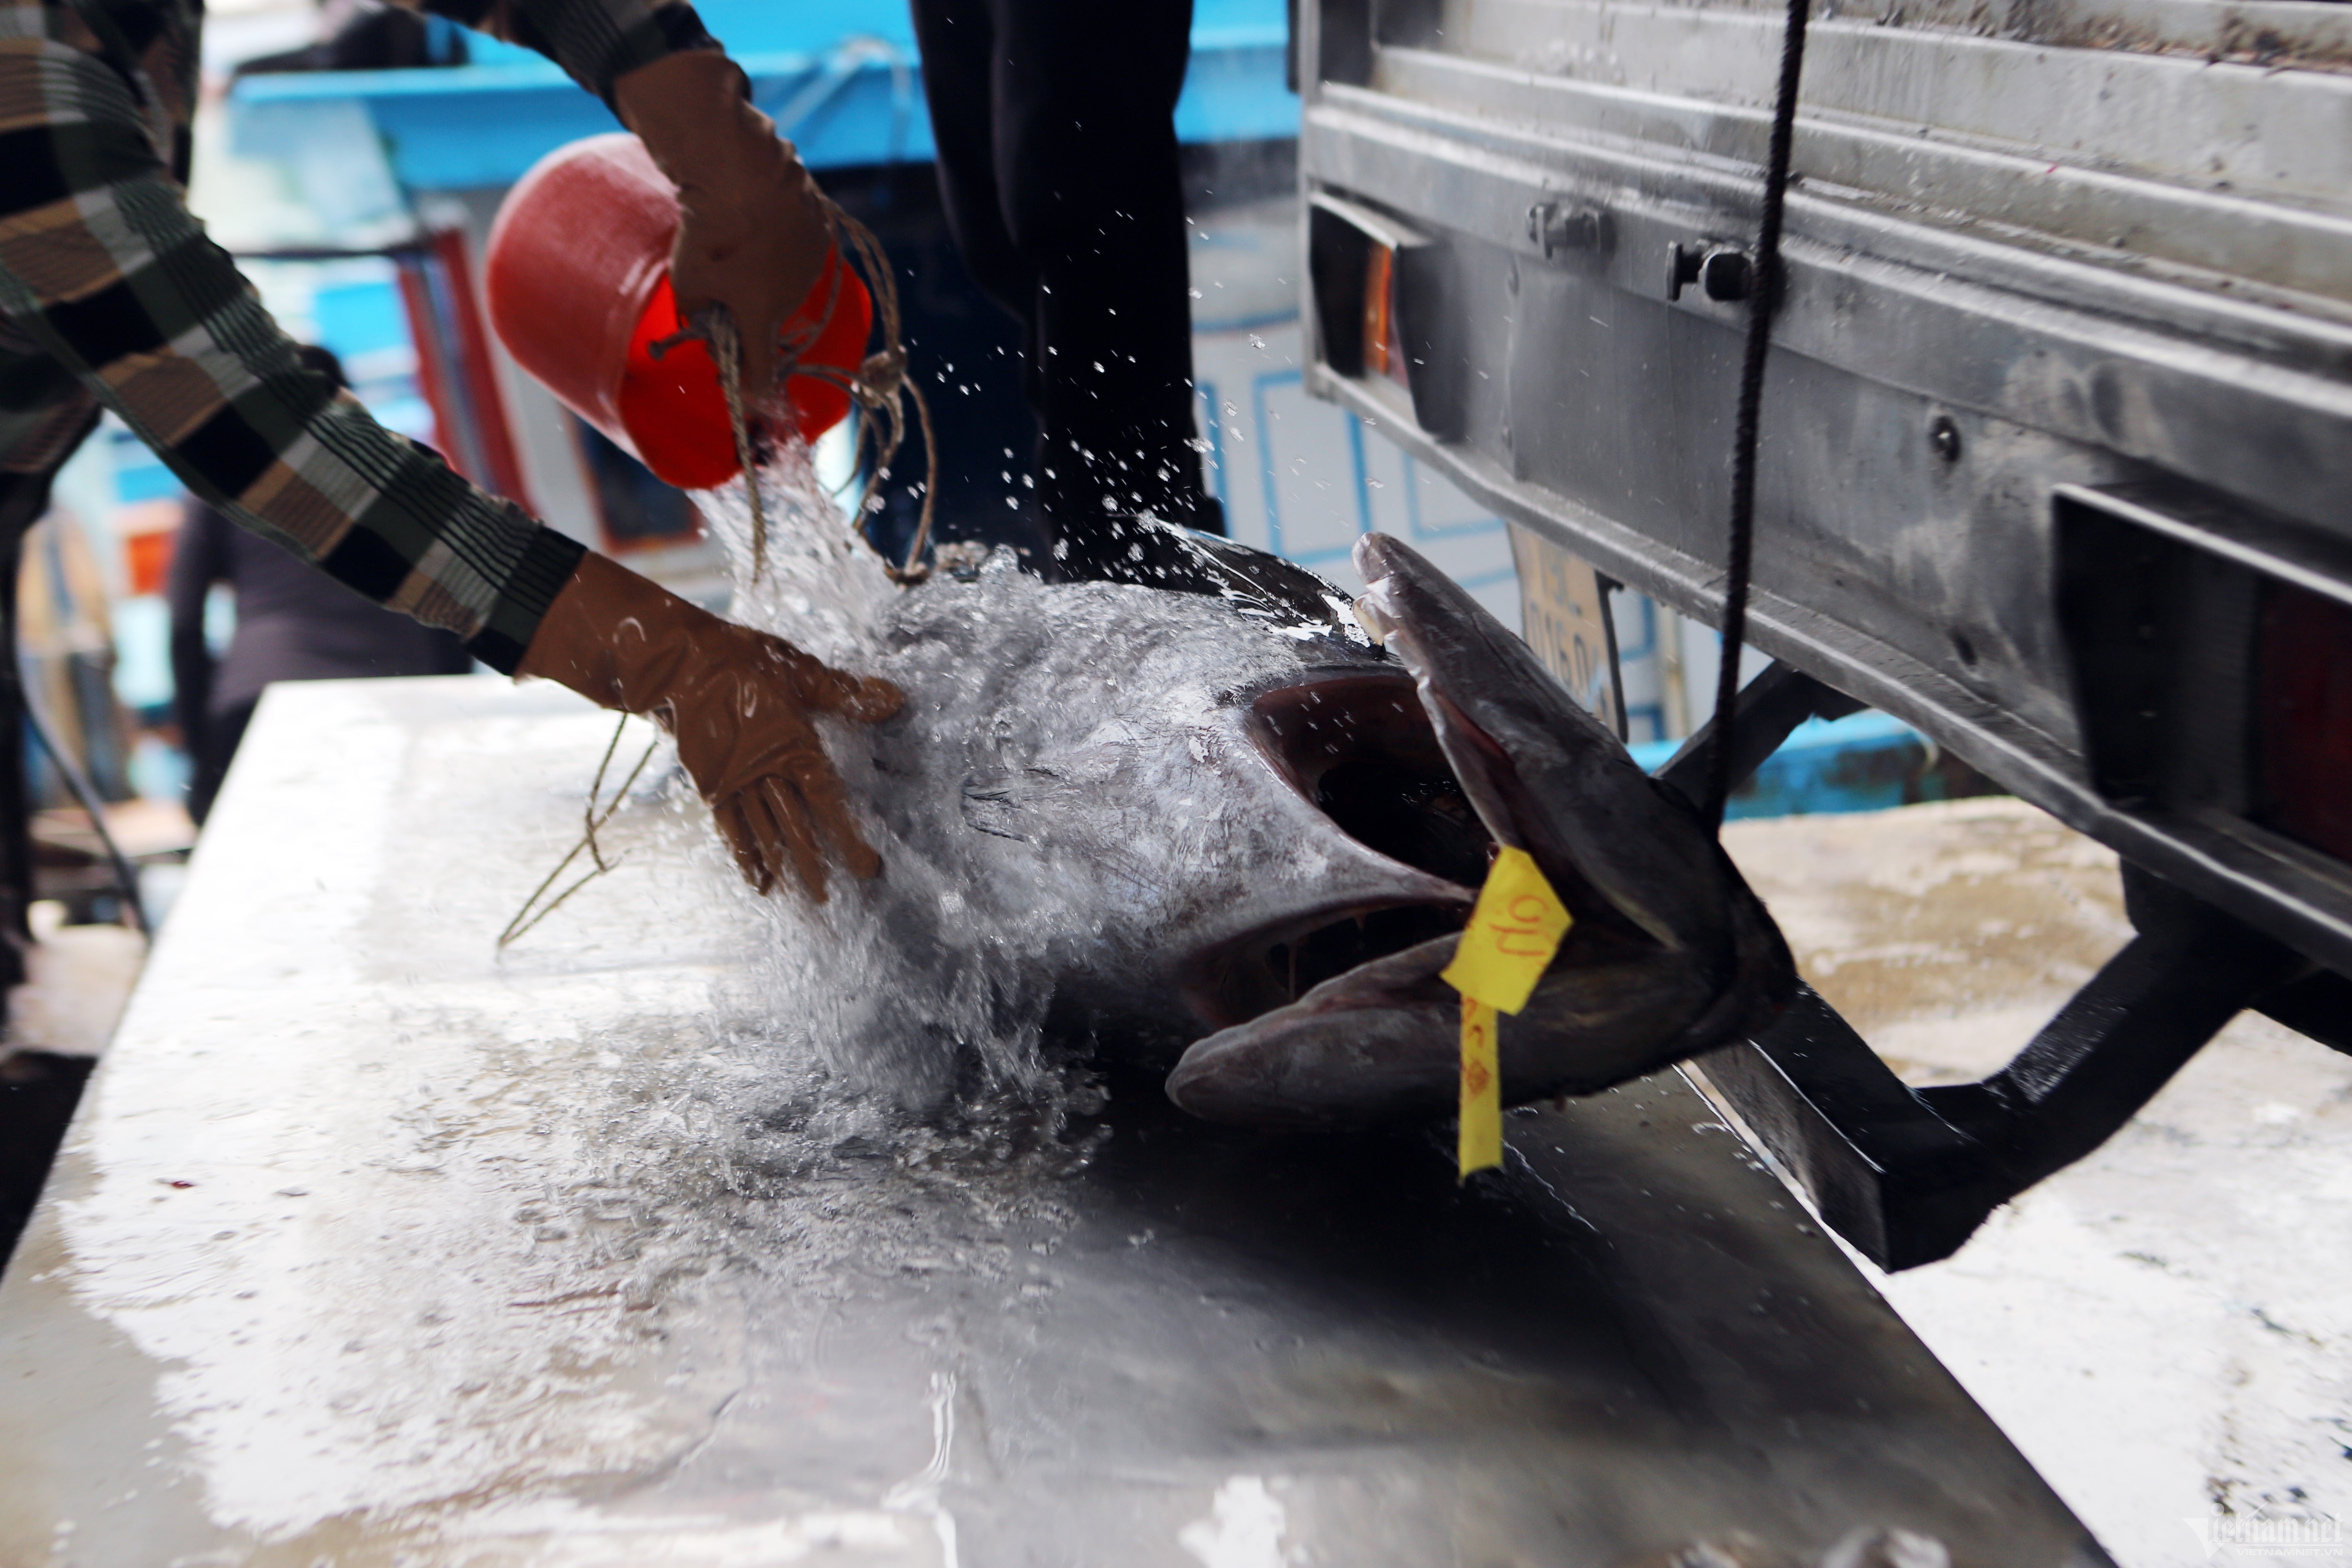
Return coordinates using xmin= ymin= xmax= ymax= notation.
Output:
xmin=0 ymin=34 xmax=583 ymax=673
xmin=407 ymin=0 xmax=716 ymax=108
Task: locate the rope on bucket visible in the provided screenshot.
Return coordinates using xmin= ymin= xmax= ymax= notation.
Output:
xmin=792 ymin=200 xmax=938 ymax=585
xmin=652 ymin=199 xmax=938 ymax=587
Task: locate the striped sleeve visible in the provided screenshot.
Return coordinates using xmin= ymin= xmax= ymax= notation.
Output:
xmin=408 ymin=0 xmax=717 ymax=108
xmin=0 ymin=34 xmax=582 ymax=673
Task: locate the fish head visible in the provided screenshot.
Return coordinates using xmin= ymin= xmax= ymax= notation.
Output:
xmin=1164 ymin=531 xmax=1796 ymax=1129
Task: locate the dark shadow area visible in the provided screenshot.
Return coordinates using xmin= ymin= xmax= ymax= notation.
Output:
xmin=575 ymin=420 xmax=701 ymax=551
xmin=1072 ymin=1051 xmax=1684 ymax=1405
xmin=899 ymin=1046 xmax=2107 ymax=1562
xmin=0 ymin=1050 xmax=91 ymax=1272
xmin=827 ymin=164 xmax=1049 ymax=568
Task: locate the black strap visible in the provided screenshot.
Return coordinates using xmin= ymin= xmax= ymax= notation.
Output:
xmin=1704 ymin=0 xmax=1813 ymax=831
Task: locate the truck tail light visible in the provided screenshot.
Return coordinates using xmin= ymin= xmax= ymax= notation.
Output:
xmin=2257 ymin=575 xmax=2352 ymax=863
xmin=1309 ymin=192 xmax=1425 ymax=385
xmin=2057 ymin=482 xmax=2352 ymax=881
xmin=1362 ymin=243 xmax=1409 ymax=388
xmin=1307 ymin=191 xmax=1468 ymax=441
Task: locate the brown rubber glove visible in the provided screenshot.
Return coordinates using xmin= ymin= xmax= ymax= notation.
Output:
xmin=517 ymin=552 xmax=903 ymax=899
xmin=612 ymin=48 xmax=833 ymax=409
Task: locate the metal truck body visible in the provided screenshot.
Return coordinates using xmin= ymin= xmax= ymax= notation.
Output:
xmin=1293 ymin=0 xmax=2352 ymax=1263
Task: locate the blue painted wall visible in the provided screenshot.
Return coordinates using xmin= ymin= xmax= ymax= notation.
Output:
xmin=1629 ymin=712 xmax=1969 ymax=821
xmin=233 ymin=0 xmax=1296 ymax=191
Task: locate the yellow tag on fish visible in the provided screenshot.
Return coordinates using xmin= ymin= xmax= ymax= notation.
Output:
xmin=1442 ymin=847 xmax=1572 ymax=1014
xmin=1458 ymin=995 xmax=1502 ymax=1177
xmin=1441 ymin=846 xmax=1572 ymax=1179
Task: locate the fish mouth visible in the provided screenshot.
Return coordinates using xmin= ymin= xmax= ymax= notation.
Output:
xmin=1176 ymin=671 xmax=1488 ymax=1034
xmin=1165 ymin=532 xmax=1793 ymax=1131
xmin=1167 ymin=660 xmax=1542 ymax=1129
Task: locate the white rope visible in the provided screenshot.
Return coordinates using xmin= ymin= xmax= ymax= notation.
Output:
xmin=652 ymin=198 xmax=938 ymax=585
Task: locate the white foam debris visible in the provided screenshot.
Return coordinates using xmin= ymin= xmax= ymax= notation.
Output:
xmin=1177 ymin=1475 xmax=1289 ymax=1568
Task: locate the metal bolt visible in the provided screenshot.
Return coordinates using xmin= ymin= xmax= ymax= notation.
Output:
xmin=1699 ymin=248 xmax=1753 ymax=302
xmin=1669 ymin=243 xmax=1753 ymax=302
xmin=1929 ymin=415 xmax=1963 ymax=463
xmin=1666 ymin=242 xmax=1704 ymax=301
xmin=1528 ymin=202 xmax=1602 ymax=259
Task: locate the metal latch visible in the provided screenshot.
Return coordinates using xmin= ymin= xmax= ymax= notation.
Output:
xmin=1526 ymin=202 xmax=1601 ymax=258
xmin=1666 ymin=242 xmax=1754 ymax=302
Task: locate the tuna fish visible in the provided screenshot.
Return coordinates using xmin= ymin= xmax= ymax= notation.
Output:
xmin=723 ymin=489 xmax=1795 ymax=1130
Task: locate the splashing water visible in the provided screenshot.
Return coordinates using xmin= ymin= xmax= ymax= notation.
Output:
xmin=44 ymin=441 xmax=1521 ymax=1549
xmin=569 ymin=432 xmax=1379 ymax=1259
xmin=334 ymin=456 xmax=1140 ymax=1515
xmin=672 ymin=443 xmax=1108 ymax=1167
xmin=697 ymin=437 xmax=898 ymax=668
xmin=687 ymin=436 xmax=1351 ymax=1117
xmin=47 ymin=443 xmax=1426 ymax=1550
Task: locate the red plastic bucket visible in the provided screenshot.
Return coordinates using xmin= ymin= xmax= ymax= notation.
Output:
xmin=485 ymin=133 xmax=871 ymax=491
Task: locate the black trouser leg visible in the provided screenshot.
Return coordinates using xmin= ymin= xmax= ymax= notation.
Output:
xmin=188 ymin=698 xmax=256 ymax=827
xmin=0 ymin=424 xmax=98 ymax=1009
xmin=908 ymin=0 xmax=1033 ymax=326
xmin=0 ymin=456 xmax=84 ymax=1001
xmin=0 ymin=508 xmax=30 ymax=996
xmin=910 ymin=0 xmax=1218 ymax=550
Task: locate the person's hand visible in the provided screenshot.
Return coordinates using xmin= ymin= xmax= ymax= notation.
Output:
xmin=516 ymin=550 xmax=902 ymax=899
xmin=612 ymin=48 xmax=834 ymax=407
xmin=667 ymin=625 xmax=902 ymax=898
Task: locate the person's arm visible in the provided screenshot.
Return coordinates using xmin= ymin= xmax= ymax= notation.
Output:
xmin=0 ymin=45 xmax=894 ymax=898
xmin=165 ymin=502 xmax=227 ymax=766
xmin=403 ymin=0 xmax=832 ymax=401
xmin=405 ymin=0 xmax=717 ymax=113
